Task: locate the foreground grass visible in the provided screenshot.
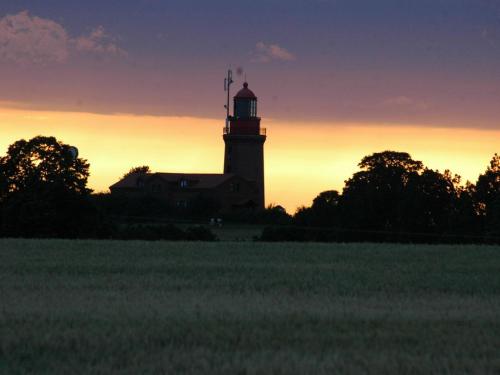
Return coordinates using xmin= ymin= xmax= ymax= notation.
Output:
xmin=0 ymin=240 xmax=499 ymax=374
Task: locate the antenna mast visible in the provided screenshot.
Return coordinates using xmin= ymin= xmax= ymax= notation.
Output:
xmin=224 ymin=69 xmax=233 ymax=132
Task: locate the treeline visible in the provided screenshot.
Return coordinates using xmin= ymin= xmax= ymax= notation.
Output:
xmin=0 ymin=136 xmax=216 ymax=241
xmin=1 ymin=136 xmax=500 ymax=243
xmin=260 ymin=151 xmax=500 ymax=243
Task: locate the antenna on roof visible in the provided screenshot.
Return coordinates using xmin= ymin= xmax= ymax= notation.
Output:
xmin=224 ymin=69 xmax=233 ymax=132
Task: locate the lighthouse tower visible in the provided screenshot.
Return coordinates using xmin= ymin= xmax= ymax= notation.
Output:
xmin=223 ymin=82 xmax=266 ymax=209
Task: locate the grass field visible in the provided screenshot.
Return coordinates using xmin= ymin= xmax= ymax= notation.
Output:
xmin=1 ymin=240 xmax=500 ymax=374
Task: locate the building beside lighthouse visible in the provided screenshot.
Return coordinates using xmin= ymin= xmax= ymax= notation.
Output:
xmin=109 ymin=81 xmax=267 ymax=213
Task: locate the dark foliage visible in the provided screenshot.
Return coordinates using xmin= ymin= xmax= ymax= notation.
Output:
xmin=92 ymin=192 xmax=222 ymax=220
xmin=264 ymin=150 xmax=500 ymax=244
xmin=475 ymin=154 xmax=500 ymax=237
xmin=259 ymin=226 xmax=340 ymax=242
xmin=92 ymin=192 xmax=173 ymax=218
xmin=119 ymin=224 xmax=217 ymax=241
xmin=122 ymin=165 xmax=151 ymax=179
xmin=222 ymin=204 xmax=292 ymax=225
xmin=484 ymin=197 xmax=500 ymax=240
xmin=0 ymin=138 xmax=219 ymax=241
xmin=254 ymin=204 xmax=293 ymax=225
xmin=259 ymin=225 xmax=485 ymax=244
xmin=0 ymin=136 xmax=108 ymax=238
xmin=3 ymin=137 xmax=500 ymax=244
xmin=185 ymin=225 xmax=218 ymax=241
xmin=188 ymin=196 xmax=222 ymax=218
xmin=294 ymin=191 xmax=340 ymax=227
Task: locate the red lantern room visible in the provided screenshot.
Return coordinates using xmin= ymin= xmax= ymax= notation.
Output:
xmin=226 ymin=82 xmax=264 ymax=136
xmin=234 ymin=82 xmax=257 ymax=118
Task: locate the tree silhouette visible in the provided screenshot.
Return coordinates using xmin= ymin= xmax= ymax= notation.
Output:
xmin=485 ymin=196 xmax=500 ymax=238
xmin=261 ymin=150 xmax=493 ymax=243
xmin=123 ymin=165 xmax=151 ymax=179
xmin=358 ymin=151 xmax=424 ymax=173
xmin=331 ymin=151 xmax=477 ymax=241
xmin=402 ymin=168 xmax=458 ymax=233
xmin=294 ymin=190 xmax=340 ymax=226
xmin=476 ymin=154 xmax=500 ymax=236
xmin=257 ymin=204 xmax=292 ymax=225
xmin=449 ymin=181 xmax=481 ymax=237
xmin=476 ymin=154 xmax=500 ymax=211
xmin=0 ymin=136 xmax=90 ymax=198
xmin=0 ymin=136 xmax=96 ymax=238
xmin=341 ymin=151 xmax=424 ymax=232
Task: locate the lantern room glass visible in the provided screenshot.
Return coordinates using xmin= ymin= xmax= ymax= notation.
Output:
xmin=234 ymin=98 xmax=257 ymax=119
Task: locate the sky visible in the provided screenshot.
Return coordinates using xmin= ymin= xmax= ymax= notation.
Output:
xmin=0 ymin=0 xmax=500 ymax=211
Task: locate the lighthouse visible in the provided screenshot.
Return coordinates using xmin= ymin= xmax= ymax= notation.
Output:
xmin=110 ymin=73 xmax=267 ymax=214
xmin=223 ymin=81 xmax=267 ymax=209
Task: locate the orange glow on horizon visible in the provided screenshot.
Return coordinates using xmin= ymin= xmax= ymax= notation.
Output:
xmin=1 ymin=106 xmax=499 ymax=213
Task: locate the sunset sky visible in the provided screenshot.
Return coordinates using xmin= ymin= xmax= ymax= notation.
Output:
xmin=1 ymin=0 xmax=500 ymax=211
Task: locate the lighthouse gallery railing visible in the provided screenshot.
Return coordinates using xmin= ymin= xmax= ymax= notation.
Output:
xmin=223 ymin=127 xmax=266 ymax=136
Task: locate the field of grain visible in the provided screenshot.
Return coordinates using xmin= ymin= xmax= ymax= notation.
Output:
xmin=1 ymin=239 xmax=499 ymax=374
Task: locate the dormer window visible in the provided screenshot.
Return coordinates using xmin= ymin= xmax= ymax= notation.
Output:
xmin=180 ymin=179 xmax=188 ymax=188
xmin=230 ymin=182 xmax=240 ymax=193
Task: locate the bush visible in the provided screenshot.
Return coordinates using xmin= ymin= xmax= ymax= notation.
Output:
xmin=185 ymin=226 xmax=218 ymax=241
xmin=92 ymin=193 xmax=172 ymax=218
xmin=258 ymin=226 xmax=486 ymax=244
xmin=119 ymin=224 xmax=217 ymax=241
xmin=259 ymin=226 xmax=339 ymax=242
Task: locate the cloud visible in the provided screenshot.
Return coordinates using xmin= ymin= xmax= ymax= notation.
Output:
xmin=253 ymin=42 xmax=296 ymax=63
xmin=74 ymin=26 xmax=127 ymax=57
xmin=381 ymin=96 xmax=430 ymax=111
xmin=0 ymin=11 xmax=125 ymax=65
xmin=481 ymin=27 xmax=499 ymax=48
xmin=0 ymin=11 xmax=70 ymax=64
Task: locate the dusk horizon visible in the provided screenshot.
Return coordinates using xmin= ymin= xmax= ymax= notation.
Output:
xmin=3 ymin=104 xmax=500 ymax=212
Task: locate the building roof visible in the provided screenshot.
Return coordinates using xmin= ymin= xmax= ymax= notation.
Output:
xmin=234 ymin=82 xmax=256 ymax=99
xmin=109 ymin=172 xmax=237 ymax=191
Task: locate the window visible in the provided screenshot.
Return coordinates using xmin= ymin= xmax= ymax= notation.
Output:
xmin=176 ymin=200 xmax=188 ymax=208
xmin=235 ymin=99 xmax=254 ymax=118
xmin=180 ymin=179 xmax=188 ymax=188
xmin=151 ymin=183 xmax=162 ymax=193
xmin=250 ymin=100 xmax=257 ymax=117
xmin=230 ymin=182 xmax=240 ymax=193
